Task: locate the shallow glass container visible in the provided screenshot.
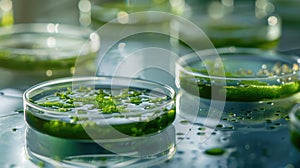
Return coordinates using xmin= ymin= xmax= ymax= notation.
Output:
xmin=0 ymin=23 xmax=100 ymax=90
xmin=176 ymin=47 xmax=300 ymax=128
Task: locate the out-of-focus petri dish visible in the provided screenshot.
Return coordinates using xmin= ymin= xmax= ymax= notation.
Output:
xmin=176 ymin=47 xmax=300 ymax=126
xmin=172 ymin=0 xmax=281 ymax=49
xmin=0 ymin=23 xmax=100 ymax=90
xmin=89 ymin=0 xmax=173 ymax=27
xmin=289 ymin=104 xmax=300 ymax=151
xmin=23 ymin=76 xmax=176 ymax=167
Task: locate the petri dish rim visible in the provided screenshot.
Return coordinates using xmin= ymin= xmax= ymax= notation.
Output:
xmin=0 ymin=23 xmax=99 ymax=57
xmin=176 ymin=47 xmax=300 ymax=81
xmin=23 ymin=76 xmax=176 ymax=119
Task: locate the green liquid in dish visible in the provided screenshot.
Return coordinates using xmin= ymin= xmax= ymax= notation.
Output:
xmin=179 ymin=61 xmax=300 ymax=102
xmin=180 ymin=77 xmax=300 ymax=101
xmin=25 ymin=86 xmax=175 ymax=140
xmin=0 ymin=50 xmax=81 ymax=71
xmin=0 ymin=39 xmax=96 ymax=72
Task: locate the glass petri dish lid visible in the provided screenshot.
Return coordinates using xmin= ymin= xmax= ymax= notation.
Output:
xmin=176 ymin=47 xmax=300 ymax=101
xmin=0 ymin=23 xmax=100 ymax=71
xmin=23 ymin=76 xmax=176 ymax=140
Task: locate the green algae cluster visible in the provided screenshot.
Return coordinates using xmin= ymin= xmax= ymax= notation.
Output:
xmin=25 ymin=86 xmax=175 ymax=140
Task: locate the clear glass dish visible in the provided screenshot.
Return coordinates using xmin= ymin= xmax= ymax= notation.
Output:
xmin=289 ymin=104 xmax=300 ymax=150
xmin=172 ymin=0 xmax=281 ymax=49
xmin=23 ymin=76 xmax=176 ymax=140
xmin=0 ymin=23 xmax=100 ymax=90
xmin=23 ymin=76 xmax=176 ymax=167
xmin=89 ymin=0 xmax=173 ymax=27
xmin=176 ymin=47 xmax=300 ymax=126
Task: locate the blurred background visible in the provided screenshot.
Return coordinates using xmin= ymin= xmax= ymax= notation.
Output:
xmin=0 ymin=0 xmax=298 ymax=51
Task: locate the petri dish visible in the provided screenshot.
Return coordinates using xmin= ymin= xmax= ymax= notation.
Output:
xmin=23 ymin=76 xmax=176 ymax=140
xmin=89 ymin=0 xmax=173 ymax=27
xmin=172 ymin=0 xmax=281 ymax=49
xmin=176 ymin=47 xmax=300 ymax=126
xmin=23 ymin=76 xmax=176 ymax=167
xmin=289 ymin=104 xmax=300 ymax=150
xmin=0 ymin=23 xmax=100 ymax=90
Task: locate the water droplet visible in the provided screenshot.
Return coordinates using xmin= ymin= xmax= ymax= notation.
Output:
xmin=198 ymin=127 xmax=206 ymax=131
xmin=228 ymin=112 xmax=236 ymax=117
xmin=266 ymin=119 xmax=272 ymax=123
xmin=15 ymin=109 xmax=24 ymax=113
xmin=216 ymin=124 xmax=223 ymax=128
xmin=176 ymin=132 xmax=185 ymax=136
xmin=204 ymin=147 xmax=225 ymax=156
xmin=177 ymin=137 xmax=184 ymax=140
xmin=226 ymin=126 xmax=235 ymax=130
xmin=177 ymin=150 xmax=184 ymax=154
xmin=285 ymin=116 xmax=290 ymax=121
xmin=267 ymin=102 xmax=274 ymax=105
xmin=212 ymin=132 xmax=217 ymax=135
xmin=180 ymin=120 xmax=190 ymax=125
xmin=274 ymin=113 xmax=281 ymax=117
xmin=221 ymin=137 xmax=228 ymax=142
xmin=197 ymin=132 xmax=205 ymax=136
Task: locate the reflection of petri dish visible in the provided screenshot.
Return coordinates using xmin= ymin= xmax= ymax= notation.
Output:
xmin=0 ymin=23 xmax=100 ymax=89
xmin=176 ymin=47 xmax=300 ymax=125
xmin=289 ymin=104 xmax=300 ymax=150
xmin=23 ymin=76 xmax=176 ymax=140
xmin=25 ymin=125 xmax=176 ymax=167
